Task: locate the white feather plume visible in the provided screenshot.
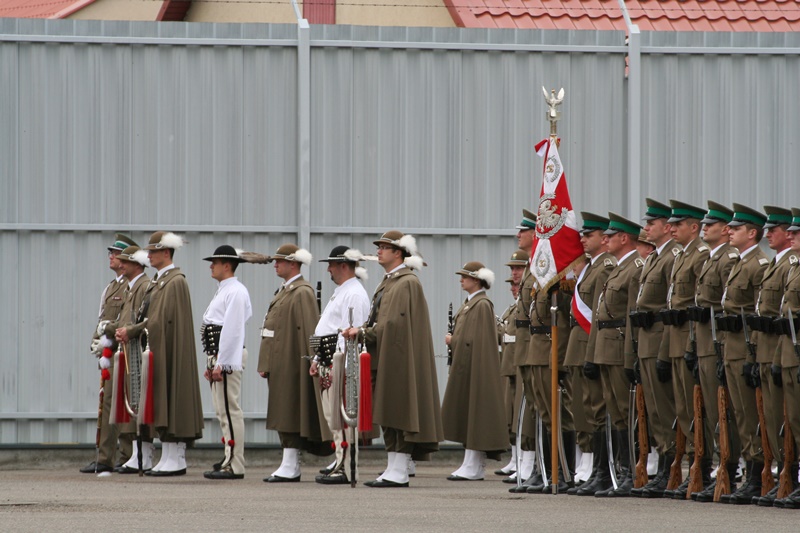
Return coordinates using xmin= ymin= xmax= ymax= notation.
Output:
xmin=398 ymin=234 xmax=418 ymax=256
xmin=344 ymin=248 xmax=363 ymax=262
xmin=160 ymin=232 xmax=185 ymax=249
xmin=476 ymin=267 xmax=495 ymax=288
xmin=404 ymin=255 xmax=424 ymax=270
xmin=289 ymin=248 xmax=312 ymax=265
xmin=355 ymin=266 xmax=368 ymax=281
xmin=235 ymin=248 xmax=244 ymax=257
xmin=131 ymin=250 xmax=151 ymax=267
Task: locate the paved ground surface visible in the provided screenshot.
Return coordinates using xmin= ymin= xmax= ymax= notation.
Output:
xmin=1 ymin=448 xmax=798 ymax=532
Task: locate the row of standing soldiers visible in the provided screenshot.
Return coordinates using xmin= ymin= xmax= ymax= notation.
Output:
xmin=498 ymin=200 xmax=800 ymax=508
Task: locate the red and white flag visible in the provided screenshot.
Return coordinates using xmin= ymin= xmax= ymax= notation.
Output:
xmin=530 ymin=138 xmax=584 ymax=293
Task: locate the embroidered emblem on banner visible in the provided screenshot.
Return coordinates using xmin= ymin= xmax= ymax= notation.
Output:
xmin=534 ymin=249 xmax=551 ymax=278
xmin=544 ymin=154 xmax=561 ymax=184
xmin=536 ymin=194 xmax=568 ymax=240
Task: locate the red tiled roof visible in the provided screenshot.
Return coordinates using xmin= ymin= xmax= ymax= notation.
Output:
xmin=444 ymin=0 xmax=800 ymax=32
xmin=0 ymin=0 xmax=97 ymax=19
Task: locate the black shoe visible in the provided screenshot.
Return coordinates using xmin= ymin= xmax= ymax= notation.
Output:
xmin=774 ymin=486 xmax=800 ymax=509
xmin=319 ymin=465 xmax=334 ymax=475
xmin=146 ymin=468 xmax=186 ymax=477
xmin=693 ymin=480 xmax=717 ymax=502
xmin=212 ymin=460 xmax=224 ymax=472
xmin=495 ymin=467 xmax=516 ymax=476
xmin=204 ymin=468 xmax=244 ymax=480
xmin=117 ymin=465 xmax=150 ymax=474
xmin=724 ymin=461 xmax=763 ymax=505
xmin=263 ymin=474 xmax=301 ymax=483
xmin=503 ymin=475 xmax=522 ymax=485
xmin=447 ymin=475 xmax=484 ymax=481
xmin=80 ymin=462 xmax=112 ymax=474
xmin=755 ymin=484 xmax=779 ymax=507
xmin=364 ymin=479 xmax=408 ymax=488
xmin=317 ymin=471 xmax=350 ymax=485
xmin=667 ymin=477 xmax=690 ymax=500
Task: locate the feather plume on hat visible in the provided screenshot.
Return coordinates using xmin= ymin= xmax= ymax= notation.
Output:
xmin=160 ymin=232 xmax=185 ymax=250
xmin=288 ymin=248 xmax=312 ymax=265
xmin=404 ymin=255 xmax=424 ymax=270
xmin=237 ymin=251 xmax=272 ymax=264
xmin=131 ymin=250 xmax=151 ymax=268
xmin=476 ymin=267 xmax=495 ymax=288
xmin=355 ymin=266 xmax=368 ymax=280
xmin=344 ymin=249 xmax=363 ymax=262
xmin=398 ymin=234 xmax=418 ymax=256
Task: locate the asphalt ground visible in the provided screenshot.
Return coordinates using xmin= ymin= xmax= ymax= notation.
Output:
xmin=1 ymin=448 xmax=798 ymax=532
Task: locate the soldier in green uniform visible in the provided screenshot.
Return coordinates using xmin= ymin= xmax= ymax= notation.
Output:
xmin=691 ymin=202 xmax=743 ymax=502
xmin=719 ymin=204 xmax=769 ymax=504
xmin=631 ymin=199 xmax=682 ymax=498
xmin=773 ymin=208 xmax=800 ymax=508
xmin=510 ymin=210 xmax=544 ymax=493
xmin=496 ymin=262 xmax=522 ymax=476
xmin=81 ymin=233 xmax=136 ymax=474
xmin=588 ymin=213 xmax=643 ymax=498
xmin=752 ymin=206 xmax=797 ymax=505
xmin=565 ymin=212 xmax=616 ymax=496
xmin=663 ymin=200 xmax=711 ymax=499
xmin=524 ymin=246 xmax=575 ymax=494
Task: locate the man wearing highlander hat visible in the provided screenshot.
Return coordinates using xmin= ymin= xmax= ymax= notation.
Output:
xmin=200 ymin=245 xmax=252 ymax=480
xmin=312 ymin=246 xmax=370 ymax=485
xmin=258 ymin=244 xmax=332 ymax=483
xmin=116 ymin=231 xmax=204 ymax=476
xmin=344 ymin=230 xmax=444 ymax=488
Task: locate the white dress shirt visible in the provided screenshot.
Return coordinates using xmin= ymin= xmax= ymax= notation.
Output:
xmin=203 ymin=277 xmax=253 ymax=371
xmin=314 ymin=276 xmax=370 ymax=351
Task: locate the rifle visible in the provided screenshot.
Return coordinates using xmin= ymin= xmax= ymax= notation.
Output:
xmin=744 ymin=307 xmax=775 ymax=495
xmin=446 ymin=303 xmax=454 ymax=367
xmin=711 ymin=305 xmax=732 ymax=501
xmin=634 ymin=384 xmax=649 ymax=488
xmin=666 ymin=419 xmax=685 ymax=490
xmin=778 ymin=402 xmax=796 ymax=499
xmin=687 ymin=320 xmax=705 ymax=498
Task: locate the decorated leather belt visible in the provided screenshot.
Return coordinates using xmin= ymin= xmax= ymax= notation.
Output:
xmin=515 ymin=319 xmax=531 ymax=328
xmin=200 ymin=323 xmax=223 ymax=355
xmin=598 ymin=319 xmax=626 ymax=330
xmin=529 ymin=325 xmax=551 ymax=335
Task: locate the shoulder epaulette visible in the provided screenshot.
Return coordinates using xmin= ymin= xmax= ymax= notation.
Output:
xmin=635 ymin=258 xmax=645 ymax=267
xmin=759 ymin=257 xmax=769 ymax=266
xmin=728 ymin=252 xmax=739 ymax=259
xmin=698 ymin=245 xmax=708 ymax=252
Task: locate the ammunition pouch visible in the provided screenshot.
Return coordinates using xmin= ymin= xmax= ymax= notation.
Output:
xmin=658 ymin=309 xmax=688 ymax=327
xmin=687 ymin=305 xmax=711 ymax=324
xmin=774 ymin=317 xmax=800 ymax=337
xmin=309 ymin=333 xmax=338 ymax=368
xmin=747 ymin=314 xmax=776 ymax=334
xmin=200 ymin=323 xmax=223 ymax=356
xmin=629 ymin=311 xmax=661 ymax=329
xmin=715 ymin=314 xmax=742 ymax=333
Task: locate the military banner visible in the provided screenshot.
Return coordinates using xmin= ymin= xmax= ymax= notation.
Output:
xmin=530 ymin=138 xmax=583 ymax=292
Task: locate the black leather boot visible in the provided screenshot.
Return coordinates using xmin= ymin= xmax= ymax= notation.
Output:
xmin=724 ymin=460 xmax=763 ymax=504
xmin=639 ymin=453 xmax=673 ymax=498
xmin=575 ymin=431 xmax=612 ymax=496
xmin=689 ymin=459 xmax=714 ymax=501
xmin=596 ymin=429 xmax=633 ymax=497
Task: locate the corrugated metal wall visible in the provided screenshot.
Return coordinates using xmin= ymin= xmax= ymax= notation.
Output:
xmin=0 ymin=19 xmax=798 ymax=445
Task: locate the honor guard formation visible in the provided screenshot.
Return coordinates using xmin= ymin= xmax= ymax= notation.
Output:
xmin=84 ymin=204 xmax=800 ymax=507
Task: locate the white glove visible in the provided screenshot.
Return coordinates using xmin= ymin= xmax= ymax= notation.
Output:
xmin=98 ymin=356 xmax=111 ymax=370
xmin=96 ymin=320 xmax=111 ymax=337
